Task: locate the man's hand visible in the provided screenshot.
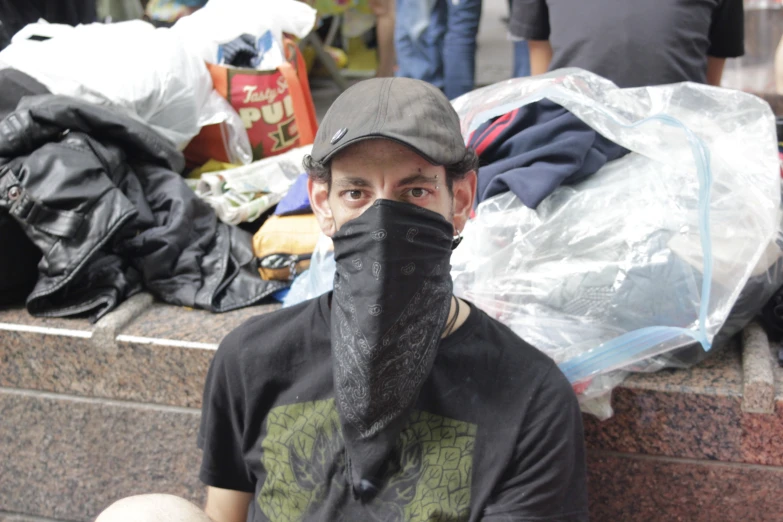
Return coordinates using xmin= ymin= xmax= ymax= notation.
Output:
xmin=528 ymin=40 xmax=553 ymax=76
xmin=204 ymin=487 xmax=253 ymax=522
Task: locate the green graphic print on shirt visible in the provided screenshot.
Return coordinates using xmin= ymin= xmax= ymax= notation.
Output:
xmin=258 ymin=399 xmax=476 ymax=522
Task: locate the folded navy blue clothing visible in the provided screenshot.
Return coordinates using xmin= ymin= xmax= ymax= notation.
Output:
xmin=275 ymin=172 xmax=312 ymax=216
xmin=468 ymin=99 xmax=628 ymax=208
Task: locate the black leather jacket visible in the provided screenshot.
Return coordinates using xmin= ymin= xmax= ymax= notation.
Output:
xmin=0 ymin=95 xmax=284 ymax=320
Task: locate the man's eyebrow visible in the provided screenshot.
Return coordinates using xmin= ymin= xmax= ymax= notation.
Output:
xmin=397 ymin=173 xmax=439 ymax=186
xmin=333 ymin=177 xmax=372 ymax=188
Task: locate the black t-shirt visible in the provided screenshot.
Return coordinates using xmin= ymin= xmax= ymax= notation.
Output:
xmin=199 ymin=293 xmax=588 ymax=521
xmin=509 ymin=0 xmax=744 ymax=88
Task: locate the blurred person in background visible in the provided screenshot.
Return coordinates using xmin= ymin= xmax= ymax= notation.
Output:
xmin=510 ymin=0 xmax=744 ymax=88
xmin=0 ymin=0 xmax=96 ymax=50
xmin=507 ymin=0 xmax=529 ymax=77
xmin=395 ymin=0 xmax=482 ymax=99
xmin=142 ymin=0 xmax=207 ymax=27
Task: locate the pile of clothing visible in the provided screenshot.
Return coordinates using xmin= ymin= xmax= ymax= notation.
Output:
xmin=0 ymin=0 xmax=320 ymax=320
xmin=450 ymin=70 xmax=783 ymax=411
xmin=0 ymin=71 xmax=286 ymax=319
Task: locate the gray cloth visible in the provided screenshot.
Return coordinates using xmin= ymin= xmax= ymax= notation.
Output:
xmin=509 ymin=0 xmax=744 ymax=88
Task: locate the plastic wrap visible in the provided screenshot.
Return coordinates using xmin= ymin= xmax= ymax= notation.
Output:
xmin=282 ymin=233 xmax=335 ymax=308
xmin=0 ymin=20 xmax=245 ymax=153
xmin=450 ymin=69 xmax=781 ymax=404
xmin=194 ymin=145 xmax=311 ymax=225
xmin=171 ymin=0 xmax=316 ymax=65
xmin=197 ymin=91 xmax=253 ymax=165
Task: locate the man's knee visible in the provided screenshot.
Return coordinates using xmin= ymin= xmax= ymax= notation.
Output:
xmin=95 ymin=494 xmax=211 ymax=522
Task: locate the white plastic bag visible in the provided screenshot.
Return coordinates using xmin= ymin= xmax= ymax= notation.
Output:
xmin=450 ymin=68 xmax=780 ymax=394
xmin=171 ymin=0 xmax=316 ymax=66
xmin=0 ymin=20 xmax=246 ymax=154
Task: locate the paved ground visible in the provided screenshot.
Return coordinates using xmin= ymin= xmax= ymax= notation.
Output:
xmin=311 ymin=0 xmax=513 ymax=120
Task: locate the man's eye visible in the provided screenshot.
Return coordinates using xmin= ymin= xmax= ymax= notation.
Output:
xmin=347 ymin=190 xmax=363 ymax=200
xmin=409 ymin=188 xmax=427 ymax=198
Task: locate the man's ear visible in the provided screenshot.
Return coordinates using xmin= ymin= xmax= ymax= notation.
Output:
xmin=451 ymin=170 xmax=477 ymax=234
xmin=308 ymin=177 xmax=337 ymax=237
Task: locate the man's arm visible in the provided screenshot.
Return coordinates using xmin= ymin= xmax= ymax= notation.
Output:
xmin=706 ymin=0 xmax=743 ymax=86
xmin=204 ymin=487 xmax=253 ymax=522
xmin=528 ymin=40 xmax=553 ymax=76
xmin=198 ymin=329 xmax=257 ymax=520
xmin=509 ymin=0 xmax=550 ymax=75
xmin=706 ymin=56 xmax=726 ymax=86
xmin=481 ymin=363 xmax=589 ymax=521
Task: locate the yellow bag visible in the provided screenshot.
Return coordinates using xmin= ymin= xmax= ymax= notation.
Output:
xmin=253 ymin=214 xmax=322 ymax=281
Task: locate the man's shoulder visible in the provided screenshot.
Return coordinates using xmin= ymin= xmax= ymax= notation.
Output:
xmin=467 ymin=304 xmax=557 ymax=369
xmin=464 ymin=304 xmax=574 ymax=399
xmin=216 ymin=295 xmax=326 ymax=361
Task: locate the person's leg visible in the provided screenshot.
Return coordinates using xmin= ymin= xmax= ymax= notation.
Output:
xmin=513 ymin=39 xmax=531 ymax=77
xmin=394 ymin=0 xmax=446 ymax=89
xmin=95 ymin=494 xmax=212 ymax=522
xmin=370 ymin=0 xmax=396 ymax=76
xmin=443 ymin=0 xmax=482 ymax=99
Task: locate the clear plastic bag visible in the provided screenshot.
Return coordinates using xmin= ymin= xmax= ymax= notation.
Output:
xmin=450 ymin=69 xmax=781 ymax=400
xmin=283 ymin=234 xmax=335 ymax=307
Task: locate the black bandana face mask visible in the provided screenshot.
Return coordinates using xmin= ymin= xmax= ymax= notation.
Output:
xmin=331 ymin=199 xmax=455 ymax=495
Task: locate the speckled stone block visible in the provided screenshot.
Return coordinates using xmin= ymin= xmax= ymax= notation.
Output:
xmin=621 ymin=339 xmax=744 ymax=396
xmin=588 ymin=451 xmax=783 ymax=522
xmin=584 ymin=338 xmax=783 ymax=468
xmin=742 ymin=322 xmax=775 ymax=414
xmin=117 ymin=302 xmax=280 ymax=346
xmin=584 ymin=389 xmax=744 ymax=462
xmin=0 ymin=389 xmax=204 ymax=522
xmin=0 ymin=329 xmax=214 ymax=408
xmin=0 ymin=513 xmax=69 ymax=522
xmin=0 ymin=307 xmax=93 ymax=332
xmin=0 ymin=297 xmax=281 ymax=408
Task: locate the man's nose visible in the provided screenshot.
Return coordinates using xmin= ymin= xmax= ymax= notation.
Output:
xmin=374 ymin=187 xmax=399 ymax=203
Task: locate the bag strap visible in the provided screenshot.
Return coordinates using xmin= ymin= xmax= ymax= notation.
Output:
xmin=281 ymin=38 xmax=318 ymax=146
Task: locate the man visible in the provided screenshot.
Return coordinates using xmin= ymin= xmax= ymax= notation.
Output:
xmin=97 ymin=77 xmax=588 ymax=521
xmin=510 ymin=0 xmax=744 ymax=88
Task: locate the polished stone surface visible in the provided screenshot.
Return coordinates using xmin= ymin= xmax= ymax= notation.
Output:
xmin=588 ymin=451 xmax=783 ymax=522
xmin=584 ymin=389 xmax=783 ymax=467
xmin=0 ymin=389 xmax=204 ymax=522
xmin=0 ymin=329 xmax=213 ymax=409
xmin=0 ymin=306 xmax=93 ymax=331
xmin=0 ymin=513 xmax=68 ymax=522
xmin=2 ymin=289 xmax=782 ymax=522
xmin=621 ymin=340 xmax=744 ymax=396
xmin=117 ymin=301 xmax=280 ymax=346
xmin=742 ymin=323 xmax=775 ymax=413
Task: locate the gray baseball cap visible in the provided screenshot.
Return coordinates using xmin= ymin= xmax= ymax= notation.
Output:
xmin=310 ymin=77 xmax=467 ymax=165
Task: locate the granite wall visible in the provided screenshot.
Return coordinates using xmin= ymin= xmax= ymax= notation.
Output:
xmin=1 ymin=294 xmax=781 ymax=521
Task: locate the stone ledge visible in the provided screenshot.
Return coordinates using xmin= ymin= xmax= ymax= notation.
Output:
xmin=0 ymin=388 xmax=203 ymax=522
xmin=742 ymin=322 xmax=775 ymax=413
xmin=587 ymin=450 xmax=783 ymax=522
xmin=0 ymin=512 xmax=73 ymax=522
